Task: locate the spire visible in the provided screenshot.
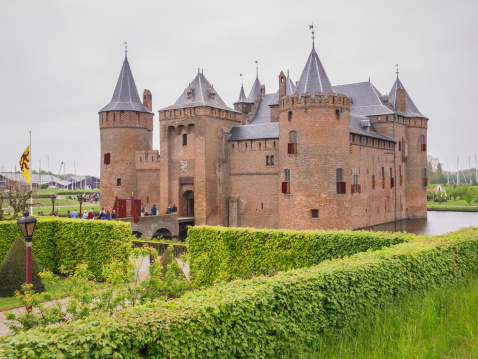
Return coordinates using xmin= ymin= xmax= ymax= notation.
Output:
xmin=99 ymin=50 xmax=152 ymax=114
xmin=309 ymin=23 xmax=316 ymax=49
xmin=124 ymin=41 xmax=128 ymax=58
xmin=396 ymin=64 xmax=399 ymax=79
xmin=294 ymin=45 xmax=334 ymax=98
xmin=255 ymin=60 xmax=259 ymax=79
xmin=388 ymin=76 xmax=426 ymax=118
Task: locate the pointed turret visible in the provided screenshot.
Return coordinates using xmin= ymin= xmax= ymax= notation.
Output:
xmin=234 ymin=84 xmax=249 ymax=104
xmin=247 ymin=77 xmax=262 ymax=102
xmin=294 ymin=46 xmax=334 ymax=98
xmin=161 ymin=70 xmax=235 ymax=112
xmin=99 ymin=54 xmax=152 ymax=114
xmin=234 ymin=83 xmax=253 ymax=114
xmin=388 ymin=77 xmax=426 ymax=118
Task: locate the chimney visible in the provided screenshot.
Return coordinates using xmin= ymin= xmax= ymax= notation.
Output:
xmin=279 ymin=71 xmax=286 ymax=100
xmin=143 ymin=89 xmax=152 ymax=111
xmin=396 ymin=89 xmax=405 ymax=113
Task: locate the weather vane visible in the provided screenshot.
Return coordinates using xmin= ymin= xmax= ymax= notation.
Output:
xmin=255 ymin=60 xmax=259 ymax=78
xmin=309 ymin=23 xmax=316 ymax=47
xmin=395 ymin=64 xmax=399 ymax=78
xmin=124 ymin=42 xmax=128 ymax=56
xmin=240 ymin=73 xmax=243 ymax=85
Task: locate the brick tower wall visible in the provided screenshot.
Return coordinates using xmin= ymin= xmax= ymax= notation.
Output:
xmin=228 ymin=138 xmax=280 ymax=228
xmin=99 ymin=110 xmax=153 ymax=210
xmin=135 ymin=150 xmax=161 ymax=213
xmin=278 ymin=92 xmax=352 ymax=230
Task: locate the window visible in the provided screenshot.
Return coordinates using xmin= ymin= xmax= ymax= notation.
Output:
xmin=182 ymin=134 xmax=187 ymax=146
xmin=282 ymin=169 xmax=290 ymax=194
xmin=399 ymin=166 xmax=403 ymax=185
xmin=382 ymin=167 xmax=385 ymax=189
xmin=288 ymin=131 xmax=297 ymax=154
xmin=117 ymin=178 xmax=121 ymax=187
xmin=335 ymin=110 xmax=340 ymax=120
xmin=266 ymin=156 xmax=270 ymax=166
xmin=104 ymin=153 xmax=111 ymax=165
xmin=336 ymin=169 xmax=346 ymax=194
xmin=423 ymin=168 xmax=428 ymax=186
xmin=421 ymin=135 xmax=426 ymax=151
xmin=399 ymin=141 xmax=401 ymax=151
xmin=271 ymin=155 xmax=274 ymax=166
xmin=390 ymin=168 xmax=395 ymax=188
xmin=372 ymin=175 xmax=376 ymax=190
xmin=352 ymin=174 xmax=360 ymax=194
xmin=311 ymin=209 xmax=319 ymax=218
xmin=288 ymin=111 xmax=292 ymax=121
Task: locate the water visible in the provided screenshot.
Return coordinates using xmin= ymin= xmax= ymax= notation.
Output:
xmin=367 ymin=211 xmax=478 ymax=236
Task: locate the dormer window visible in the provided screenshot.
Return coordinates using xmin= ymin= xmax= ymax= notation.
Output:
xmin=210 ymin=89 xmax=216 ymax=100
xmin=187 ymin=88 xmax=192 ymax=99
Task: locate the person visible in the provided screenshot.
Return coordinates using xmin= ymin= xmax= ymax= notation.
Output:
xmin=66 ymin=210 xmax=71 ymax=218
xmin=49 ymin=210 xmax=57 ymax=216
xmin=171 ymin=204 xmax=177 ymax=213
xmin=166 ymin=206 xmax=172 ymax=214
xmin=105 ymin=209 xmax=111 ymax=220
xmin=88 ymin=208 xmax=94 ymax=219
xmin=112 ymin=210 xmax=117 ymax=219
xmin=141 ymin=206 xmax=145 ymax=215
xmin=151 ymin=204 xmax=157 ymax=216
xmin=71 ymin=209 xmax=79 ymax=219
xmin=98 ymin=208 xmax=105 ymax=219
xmin=82 ymin=210 xmax=88 ymax=219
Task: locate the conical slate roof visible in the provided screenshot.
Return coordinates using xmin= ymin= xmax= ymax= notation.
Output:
xmin=388 ymin=78 xmax=427 ymax=118
xmin=161 ymin=71 xmax=237 ymax=112
xmin=234 ymin=84 xmax=250 ymax=104
xmin=99 ymin=55 xmax=152 ymax=114
xmin=247 ymin=77 xmax=262 ymax=102
xmin=295 ymin=46 xmax=334 ymax=98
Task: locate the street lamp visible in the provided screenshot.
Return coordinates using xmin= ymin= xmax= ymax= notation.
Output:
xmin=17 ymin=210 xmax=37 ymax=312
xmin=78 ymin=195 xmax=84 ymax=218
xmin=50 ymin=194 xmax=56 ymax=213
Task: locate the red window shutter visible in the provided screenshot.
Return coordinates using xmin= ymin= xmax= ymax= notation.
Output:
xmin=288 ymin=143 xmax=297 ymax=154
xmin=358 ymin=185 xmax=361 ymax=193
xmin=423 ymin=178 xmax=428 ymax=186
xmin=351 ymin=184 xmax=354 ymax=194
xmin=342 ymin=182 xmax=346 ymax=194
xmin=104 ymin=153 xmax=110 ymax=165
xmin=282 ymin=182 xmax=290 ymax=194
xmin=391 ymin=178 xmax=395 ymax=188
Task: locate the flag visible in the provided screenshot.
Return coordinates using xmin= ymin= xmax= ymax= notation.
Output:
xmin=19 ymin=146 xmax=30 ymax=184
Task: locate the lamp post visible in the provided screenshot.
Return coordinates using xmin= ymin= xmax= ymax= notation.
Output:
xmin=78 ymin=195 xmax=84 ymax=218
xmin=17 ymin=210 xmax=37 ymax=312
xmin=50 ymin=194 xmax=56 ymax=213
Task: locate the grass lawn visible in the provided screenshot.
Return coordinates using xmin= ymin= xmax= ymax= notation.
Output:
xmin=287 ymin=278 xmax=478 ymax=358
xmin=428 ymin=198 xmax=478 ymax=211
xmin=0 ymin=276 xmax=107 ymax=311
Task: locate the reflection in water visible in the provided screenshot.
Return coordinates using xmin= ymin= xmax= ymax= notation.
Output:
xmin=367 ymin=211 xmax=478 ymax=236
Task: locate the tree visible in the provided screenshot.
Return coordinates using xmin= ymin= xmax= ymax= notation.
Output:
xmin=461 ymin=187 xmax=477 ymax=205
xmin=0 ymin=183 xmax=35 ymax=221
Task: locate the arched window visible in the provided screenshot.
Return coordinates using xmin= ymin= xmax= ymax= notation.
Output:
xmin=282 ymin=169 xmax=290 ymax=194
xmin=420 ymin=135 xmax=426 ymax=151
xmin=336 ymin=169 xmax=346 ymax=194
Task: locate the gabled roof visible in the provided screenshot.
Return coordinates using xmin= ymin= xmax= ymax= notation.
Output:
xmin=247 ymin=76 xmax=262 ymax=102
xmin=161 ymin=71 xmax=237 ymax=112
xmin=99 ymin=56 xmax=152 ymax=114
xmin=349 ymin=115 xmax=395 ymax=142
xmin=234 ymin=84 xmax=251 ymax=104
xmin=388 ymin=78 xmax=427 ymax=118
xmin=334 ymin=82 xmax=395 ymax=117
xmin=249 ymin=93 xmax=277 ymax=124
xmin=295 ymin=47 xmax=334 ymax=98
xmin=228 ymin=122 xmax=279 ymax=141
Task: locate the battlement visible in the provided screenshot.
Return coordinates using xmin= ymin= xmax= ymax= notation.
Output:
xmin=279 ymin=92 xmax=351 ymax=111
xmin=135 ymin=150 xmax=161 ymax=170
xmin=99 ymin=110 xmax=153 ymax=131
xmin=159 ymin=106 xmax=241 ymax=123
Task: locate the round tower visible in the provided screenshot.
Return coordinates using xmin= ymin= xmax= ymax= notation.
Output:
xmin=98 ymin=50 xmax=154 ymax=210
xmin=277 ymin=44 xmax=352 ymax=230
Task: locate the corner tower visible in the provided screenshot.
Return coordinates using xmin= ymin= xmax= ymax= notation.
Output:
xmin=278 ymin=40 xmax=352 ymax=230
xmin=98 ymin=50 xmax=154 ymax=210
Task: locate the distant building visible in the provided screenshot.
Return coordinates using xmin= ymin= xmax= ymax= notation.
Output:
xmin=98 ymin=38 xmax=427 ymax=230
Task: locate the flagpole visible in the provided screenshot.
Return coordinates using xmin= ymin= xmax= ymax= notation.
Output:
xmin=30 ymin=131 xmax=32 ymax=215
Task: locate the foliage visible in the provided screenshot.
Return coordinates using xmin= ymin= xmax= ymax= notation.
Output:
xmin=1 ymin=229 xmax=478 ymax=357
xmin=461 ymin=186 xmax=478 ymax=204
xmin=0 ymin=184 xmax=36 ymax=221
xmin=4 ymin=245 xmax=190 ymax=333
xmin=0 ymin=237 xmax=45 ymax=297
xmin=40 ymin=184 xmax=48 ymax=189
xmin=131 ymin=236 xmax=188 ymax=257
xmin=187 ymin=226 xmax=414 ymax=287
xmin=0 ymin=217 xmax=132 ymax=280
xmin=289 ymin=277 xmax=478 ymax=358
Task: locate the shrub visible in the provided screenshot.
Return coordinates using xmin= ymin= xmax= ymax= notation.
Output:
xmin=131 ymin=238 xmax=188 ymax=257
xmin=187 ymin=226 xmax=414 ymax=287
xmin=0 ymin=218 xmax=132 ymax=280
xmin=0 ymin=237 xmax=45 ymax=297
xmin=1 ymin=229 xmax=477 ymax=357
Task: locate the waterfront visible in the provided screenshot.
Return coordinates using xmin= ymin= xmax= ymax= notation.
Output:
xmin=368 ymin=211 xmax=478 ymax=236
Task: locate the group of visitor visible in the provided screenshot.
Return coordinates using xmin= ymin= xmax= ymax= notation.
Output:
xmin=140 ymin=204 xmax=177 ymax=216
xmin=64 ymin=207 xmax=116 ymax=220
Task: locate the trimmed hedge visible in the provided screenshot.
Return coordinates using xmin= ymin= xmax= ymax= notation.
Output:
xmin=1 ymin=228 xmax=477 ymax=357
xmin=188 ymin=226 xmax=415 ymax=286
xmin=131 ymin=239 xmax=188 ymax=257
xmin=0 ymin=218 xmax=132 ymax=280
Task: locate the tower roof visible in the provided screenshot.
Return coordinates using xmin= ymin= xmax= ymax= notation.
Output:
xmin=99 ymin=55 xmax=152 ymax=114
xmin=247 ymin=76 xmax=262 ymax=102
xmin=161 ymin=71 xmax=237 ymax=112
xmin=295 ymin=47 xmax=334 ymax=98
xmin=234 ymin=84 xmax=251 ymax=104
xmin=388 ymin=78 xmax=426 ymax=118
xmin=270 ymin=73 xmax=297 ymax=105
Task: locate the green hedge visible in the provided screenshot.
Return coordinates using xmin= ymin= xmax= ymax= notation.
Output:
xmin=0 ymin=218 xmax=132 ymax=280
xmin=1 ymin=228 xmax=478 ymax=357
xmin=131 ymin=239 xmax=188 ymax=257
xmin=188 ymin=226 xmax=415 ymax=287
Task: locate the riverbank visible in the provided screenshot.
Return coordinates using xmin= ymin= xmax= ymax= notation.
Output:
xmin=427 ymin=206 xmax=478 ymax=212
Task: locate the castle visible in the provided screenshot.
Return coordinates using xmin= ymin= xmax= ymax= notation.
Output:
xmin=98 ymin=38 xmax=428 ymax=231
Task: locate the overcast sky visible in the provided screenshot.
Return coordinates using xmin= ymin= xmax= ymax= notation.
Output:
xmin=1 ymin=0 xmax=477 ymax=176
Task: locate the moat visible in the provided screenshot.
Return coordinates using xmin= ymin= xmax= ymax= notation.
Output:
xmin=367 ymin=211 xmax=478 ymax=236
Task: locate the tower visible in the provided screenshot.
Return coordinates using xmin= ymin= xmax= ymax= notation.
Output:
xmin=277 ymin=41 xmax=352 ymax=230
xmin=98 ymin=49 xmax=154 ymax=210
